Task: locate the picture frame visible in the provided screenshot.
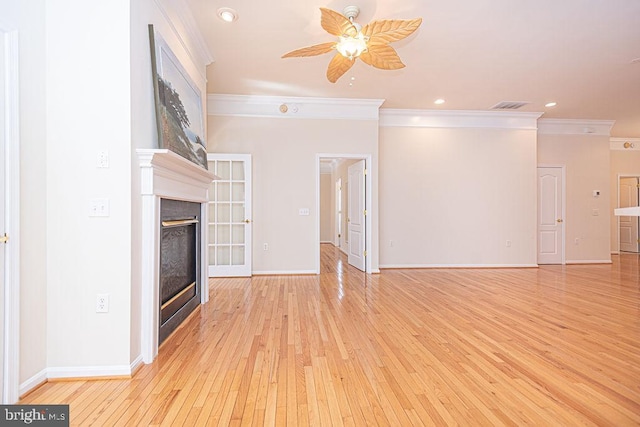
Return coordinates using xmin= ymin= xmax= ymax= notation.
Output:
xmin=149 ymin=24 xmax=207 ymax=170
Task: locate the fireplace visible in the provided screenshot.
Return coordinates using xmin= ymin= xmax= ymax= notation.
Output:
xmin=138 ymin=149 xmax=215 ymax=364
xmin=159 ymin=198 xmax=201 ymax=343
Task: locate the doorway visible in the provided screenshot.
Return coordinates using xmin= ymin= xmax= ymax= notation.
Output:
xmin=316 ymin=154 xmax=372 ymax=274
xmin=618 ymin=176 xmax=640 ymax=253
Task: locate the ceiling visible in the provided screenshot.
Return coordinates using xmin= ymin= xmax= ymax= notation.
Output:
xmin=185 ymin=0 xmax=640 ymax=137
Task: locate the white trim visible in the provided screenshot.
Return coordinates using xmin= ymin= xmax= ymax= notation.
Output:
xmin=207 ymin=94 xmax=384 ymax=121
xmin=380 ymin=264 xmax=539 ymax=269
xmin=129 ymin=354 xmax=144 ymax=375
xmin=2 ymin=29 xmax=20 ymax=404
xmin=47 ymin=364 xmax=137 ymax=380
xmin=19 ymin=354 xmax=143 ymax=397
xmin=153 ymin=0 xmax=214 ymax=80
xmin=320 ymin=240 xmax=333 ymax=244
xmin=538 ymin=118 xmax=614 ymax=136
xmin=611 ymin=251 xmax=620 ymax=255
xmin=19 ymin=369 xmax=47 ymax=398
xmin=137 ymin=149 xmax=215 ymax=364
xmin=380 ymin=109 xmax=543 ymax=130
xmin=316 ymin=154 xmax=375 ymax=274
xmin=610 ymin=137 xmax=640 ymax=151
xmin=565 ymin=260 xmax=612 ymax=265
xmin=252 ymin=270 xmax=317 ymax=276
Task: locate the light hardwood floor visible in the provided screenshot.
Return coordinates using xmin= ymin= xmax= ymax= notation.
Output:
xmin=21 ymin=245 xmax=640 ymax=425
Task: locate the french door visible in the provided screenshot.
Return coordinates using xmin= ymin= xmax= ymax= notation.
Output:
xmin=207 ymin=154 xmax=252 ymax=277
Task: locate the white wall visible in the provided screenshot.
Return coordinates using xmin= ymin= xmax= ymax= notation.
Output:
xmin=609 ymin=138 xmax=640 ymax=253
xmin=45 ymin=0 xmax=133 ymax=370
xmin=379 ymin=123 xmax=538 ymax=267
xmin=207 ymin=112 xmax=380 ymax=274
xmin=538 ymin=123 xmax=612 ymax=263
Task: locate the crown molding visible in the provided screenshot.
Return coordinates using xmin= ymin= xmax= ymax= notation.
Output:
xmin=610 ymin=137 xmax=640 ymax=151
xmin=154 ymin=0 xmax=214 ymax=77
xmin=207 ymin=94 xmax=384 ymax=121
xmin=379 ymin=109 xmax=542 ymax=130
xmin=537 ymin=118 xmax=614 ymax=136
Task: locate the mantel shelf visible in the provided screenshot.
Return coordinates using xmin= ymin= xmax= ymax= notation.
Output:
xmin=614 ymin=206 xmax=640 ymax=217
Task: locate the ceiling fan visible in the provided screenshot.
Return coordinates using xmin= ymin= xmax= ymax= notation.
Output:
xmin=282 ymin=6 xmax=422 ymax=83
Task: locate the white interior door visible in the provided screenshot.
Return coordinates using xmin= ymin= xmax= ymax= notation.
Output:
xmin=0 ymin=31 xmax=6 ymax=404
xmin=619 ymin=177 xmax=640 ymax=253
xmin=207 ymin=154 xmax=252 ymax=277
xmin=347 ymin=160 xmax=366 ymax=271
xmin=538 ymin=167 xmax=564 ymax=264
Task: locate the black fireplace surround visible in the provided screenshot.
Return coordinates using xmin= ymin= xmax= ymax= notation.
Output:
xmin=159 ymin=198 xmax=201 ymax=344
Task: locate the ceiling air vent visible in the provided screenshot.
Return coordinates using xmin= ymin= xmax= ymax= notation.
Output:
xmin=490 ymin=101 xmax=530 ymax=110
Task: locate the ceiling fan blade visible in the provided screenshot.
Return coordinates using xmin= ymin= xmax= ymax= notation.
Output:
xmin=359 ymin=44 xmax=405 ymax=70
xmin=362 ymin=18 xmax=423 ymax=44
xmin=326 ymin=53 xmax=355 ymax=83
xmin=282 ymin=42 xmax=336 ymax=58
xmin=320 ymin=7 xmax=358 ymax=37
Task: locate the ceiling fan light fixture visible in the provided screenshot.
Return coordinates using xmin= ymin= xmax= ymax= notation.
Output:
xmin=336 ymin=33 xmax=368 ymax=60
xmin=217 ymin=7 xmax=238 ymax=23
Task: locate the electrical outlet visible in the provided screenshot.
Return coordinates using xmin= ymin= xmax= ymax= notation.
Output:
xmin=97 ymin=150 xmax=109 ymax=168
xmin=96 ymin=294 xmax=109 ymax=313
xmin=506 ymin=240 xmax=511 ymax=247
xmin=263 ymin=243 xmax=268 ymax=250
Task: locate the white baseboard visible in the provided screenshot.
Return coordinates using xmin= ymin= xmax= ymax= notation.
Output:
xmin=19 ymin=368 xmax=47 ymax=398
xmin=611 ymin=251 xmax=620 ymax=255
xmin=379 ymin=263 xmax=539 ymax=269
xmin=47 ymin=363 xmax=136 ymax=380
xmin=252 ymin=270 xmax=317 ymax=276
xmin=565 ymin=259 xmax=612 ymax=264
xmin=320 ymin=240 xmax=334 ymax=244
xmin=19 ymin=357 xmax=144 ymax=398
xmin=130 ymin=354 xmax=144 ymax=372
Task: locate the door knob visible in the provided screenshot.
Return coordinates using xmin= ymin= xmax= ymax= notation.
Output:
xmin=556 ymin=219 xmax=563 ymax=223
xmin=244 ymin=219 xmax=251 ymax=224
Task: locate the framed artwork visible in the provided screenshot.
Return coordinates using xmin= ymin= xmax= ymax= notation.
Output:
xmin=149 ymin=25 xmax=207 ymax=169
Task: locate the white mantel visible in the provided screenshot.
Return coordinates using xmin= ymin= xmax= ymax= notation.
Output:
xmin=138 ymin=149 xmax=215 ymax=363
xmin=614 ymin=206 xmax=640 ymax=216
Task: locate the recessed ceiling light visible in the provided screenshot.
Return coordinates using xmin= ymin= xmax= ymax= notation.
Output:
xmin=217 ymin=7 xmax=238 ymax=22
xmin=545 ymin=102 xmax=557 ymax=108
xmin=434 ymin=99 xmax=445 ymax=105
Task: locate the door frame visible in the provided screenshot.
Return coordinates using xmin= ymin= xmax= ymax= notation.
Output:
xmin=316 ymin=154 xmax=373 ymax=274
xmin=617 ymin=174 xmax=640 ymax=254
xmin=537 ymin=164 xmax=566 ymax=265
xmin=1 ymin=28 xmax=20 ymax=404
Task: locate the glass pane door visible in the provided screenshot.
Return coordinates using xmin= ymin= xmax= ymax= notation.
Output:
xmin=207 ymin=154 xmax=252 ymax=276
